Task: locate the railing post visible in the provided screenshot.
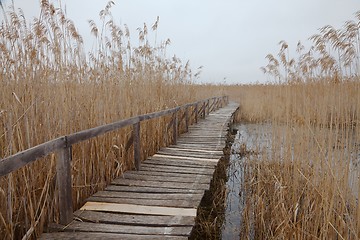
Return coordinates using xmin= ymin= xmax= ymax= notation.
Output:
xmin=56 ymin=139 xmax=73 ymax=225
xmin=133 ymin=122 xmax=141 ymax=171
xmin=173 ymin=111 xmax=178 ymax=144
xmin=202 ymin=101 xmax=206 ymax=118
xmin=195 ymin=103 xmax=198 ymax=123
xmin=207 ymin=99 xmax=210 ymax=115
xmin=185 ymin=106 xmax=189 ymax=132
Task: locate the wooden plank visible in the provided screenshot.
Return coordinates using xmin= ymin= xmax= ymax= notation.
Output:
xmin=0 ymin=137 xmax=66 ymax=177
xmin=73 ymin=210 xmax=195 ymax=226
xmin=111 ymin=179 xmax=210 ymax=190
xmin=58 ymin=221 xmax=193 ymax=236
xmin=92 ymin=191 xmax=203 ymax=200
xmin=144 ymin=159 xmax=216 ymax=168
xmin=87 ymin=196 xmax=199 ymax=208
xmin=121 ymin=173 xmax=211 ymax=184
xmin=105 ymin=185 xmax=204 ymax=194
xmin=126 ymin=169 xmax=213 ymax=177
xmin=41 ymin=232 xmax=188 ymax=240
xmin=171 ymin=144 xmax=223 ymax=150
xmin=156 ymin=150 xmax=222 ymax=159
xmin=175 ymin=141 xmax=221 ymax=146
xmin=139 ymin=165 xmax=214 ymax=175
xmin=80 ymin=202 xmax=197 ymax=217
xmin=163 ymin=147 xmax=223 ymax=154
xmin=152 ymin=154 xmax=219 ymax=163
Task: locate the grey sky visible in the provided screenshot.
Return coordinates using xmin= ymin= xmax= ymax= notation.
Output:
xmin=3 ymin=0 xmax=360 ymax=83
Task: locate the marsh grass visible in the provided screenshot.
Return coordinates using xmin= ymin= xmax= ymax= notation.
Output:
xmin=0 ymin=1 xmax=224 ymax=239
xmin=225 ymin=11 xmax=360 ymax=239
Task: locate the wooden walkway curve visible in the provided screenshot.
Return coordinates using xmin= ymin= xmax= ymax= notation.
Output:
xmin=40 ymin=102 xmax=238 ymax=239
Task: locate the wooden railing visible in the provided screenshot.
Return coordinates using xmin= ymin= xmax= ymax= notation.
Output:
xmin=0 ymin=96 xmax=229 ymax=225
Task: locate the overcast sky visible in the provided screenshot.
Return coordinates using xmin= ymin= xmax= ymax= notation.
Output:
xmin=2 ymin=0 xmax=360 ymax=84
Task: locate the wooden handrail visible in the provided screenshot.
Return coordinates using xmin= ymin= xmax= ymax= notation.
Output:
xmin=0 ymin=95 xmax=229 ymax=225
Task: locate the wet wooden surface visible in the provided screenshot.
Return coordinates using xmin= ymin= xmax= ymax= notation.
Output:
xmin=41 ymin=102 xmax=238 ymax=239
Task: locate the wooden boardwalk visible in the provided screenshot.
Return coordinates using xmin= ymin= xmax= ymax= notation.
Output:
xmin=41 ymin=102 xmax=238 ymax=240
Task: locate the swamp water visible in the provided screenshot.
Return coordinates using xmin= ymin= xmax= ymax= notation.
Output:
xmin=220 ymin=123 xmax=360 ymax=239
xmin=221 ymin=123 xmax=272 ymax=239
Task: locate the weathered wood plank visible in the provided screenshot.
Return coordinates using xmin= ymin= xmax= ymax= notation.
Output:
xmin=87 ymin=196 xmax=199 ymax=208
xmin=111 ymin=179 xmax=210 ymax=190
xmin=171 ymin=144 xmax=223 ymax=150
xmin=156 ymin=150 xmax=222 ymax=159
xmin=48 ymin=221 xmax=193 ymax=236
xmin=151 ymin=154 xmax=219 ymax=163
xmin=92 ymin=191 xmax=203 ymax=200
xmin=73 ymin=210 xmax=195 ymax=226
xmin=164 ymin=147 xmax=223 ymax=154
xmin=144 ymin=159 xmax=216 ymax=169
xmin=139 ymin=165 xmax=214 ymax=175
xmin=126 ymin=169 xmax=213 ymax=177
xmin=41 ymin=232 xmax=188 ymax=240
xmin=105 ymin=185 xmax=204 ymax=194
xmin=80 ymin=202 xmax=197 ymax=217
xmin=121 ymin=172 xmax=211 ymax=184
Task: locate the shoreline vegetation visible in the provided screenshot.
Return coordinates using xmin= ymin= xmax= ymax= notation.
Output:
xmin=222 ymin=10 xmax=360 ymax=239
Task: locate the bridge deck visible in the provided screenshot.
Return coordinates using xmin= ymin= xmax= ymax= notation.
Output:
xmin=41 ymin=102 xmax=238 ymax=240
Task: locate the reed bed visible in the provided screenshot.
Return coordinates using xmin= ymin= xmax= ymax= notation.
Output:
xmin=225 ymin=11 xmax=360 ymax=239
xmin=0 ymin=1 xmax=224 ymax=239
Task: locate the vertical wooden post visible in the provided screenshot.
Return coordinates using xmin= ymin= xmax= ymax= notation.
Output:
xmin=173 ymin=111 xmax=178 ymax=144
xmin=56 ymin=140 xmax=73 ymax=225
xmin=133 ymin=122 xmax=141 ymax=171
xmin=185 ymin=106 xmax=189 ymax=132
xmin=195 ymin=103 xmax=198 ymax=123
xmin=206 ymin=99 xmax=210 ymax=115
xmin=202 ymin=101 xmax=206 ymax=119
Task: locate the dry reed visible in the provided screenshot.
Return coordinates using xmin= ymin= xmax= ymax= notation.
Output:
xmin=225 ymin=10 xmax=360 ymax=239
xmin=0 ymin=1 xmax=223 ymax=239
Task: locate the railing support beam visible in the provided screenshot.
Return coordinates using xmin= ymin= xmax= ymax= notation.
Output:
xmin=56 ymin=141 xmax=73 ymax=225
xmin=195 ymin=103 xmax=198 ymax=123
xmin=185 ymin=107 xmax=189 ymax=132
xmin=133 ymin=122 xmax=141 ymax=171
xmin=173 ymin=112 xmax=178 ymax=144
